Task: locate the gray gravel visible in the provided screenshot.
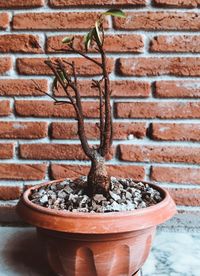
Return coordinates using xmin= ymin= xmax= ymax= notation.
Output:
xmin=30 ymin=177 xmax=162 ymax=213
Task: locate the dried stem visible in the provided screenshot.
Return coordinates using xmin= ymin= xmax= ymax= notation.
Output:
xmin=36 ymin=10 xmax=118 ymax=195
xmin=45 ymin=59 xmax=93 ymax=159
xmin=92 ymin=79 xmax=105 ymax=152
xmin=32 ymin=80 xmax=72 ymax=105
xmin=69 ymin=44 xmax=102 ymax=68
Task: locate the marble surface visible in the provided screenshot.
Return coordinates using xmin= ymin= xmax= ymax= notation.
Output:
xmin=0 ymin=227 xmax=199 ymax=276
xmin=143 ymin=231 xmax=200 ymax=276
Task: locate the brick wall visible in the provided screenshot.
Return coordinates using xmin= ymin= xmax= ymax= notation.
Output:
xmin=0 ymin=0 xmax=200 ymax=223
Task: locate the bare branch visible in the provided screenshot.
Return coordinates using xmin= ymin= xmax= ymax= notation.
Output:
xmin=31 ymin=80 xmax=72 ymax=105
xmin=92 ymin=34 xmax=113 ymax=157
xmin=91 ymin=79 xmax=105 ymax=152
xmin=45 ymin=59 xmax=93 ymax=159
xmin=69 ymin=44 xmax=102 ymax=68
xmin=72 ymin=61 xmax=77 ymax=86
xmin=45 ymin=60 xmax=77 ymax=109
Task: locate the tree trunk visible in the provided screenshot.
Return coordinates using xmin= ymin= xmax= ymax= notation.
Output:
xmin=86 ymin=151 xmax=111 ymax=196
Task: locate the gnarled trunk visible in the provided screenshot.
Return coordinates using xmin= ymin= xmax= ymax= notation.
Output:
xmin=86 ymin=151 xmax=111 ymax=196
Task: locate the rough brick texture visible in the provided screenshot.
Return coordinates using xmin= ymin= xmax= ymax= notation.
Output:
xmin=54 ymin=80 xmax=150 ymax=98
xmin=168 ymin=189 xmax=200 ymax=206
xmin=0 ymin=0 xmax=44 ymax=8
xmin=47 ymin=34 xmax=144 ymax=53
xmin=51 ymin=164 xmax=145 ymax=180
xmin=151 ymin=123 xmax=200 ymax=141
xmin=17 ymin=57 xmax=113 ymax=76
xmin=0 ymin=13 xmax=9 ymax=30
xmin=118 ymin=58 xmax=200 ymax=76
xmin=20 ymin=144 xmax=114 ymax=160
xmin=51 ymin=122 xmax=146 ymax=140
xmin=0 ymin=101 xmax=11 ymax=116
xmin=50 ymin=0 xmax=146 ymax=7
xmin=15 ymin=101 xmax=99 ymax=118
xmin=115 ymin=102 xmax=200 ymax=119
xmin=0 ymin=79 xmax=48 ymax=96
xmin=0 ymin=186 xmax=21 ymax=200
xmin=1 ymin=1 xmax=200 ymax=221
xmin=119 ymin=145 xmax=200 ymax=164
xmin=151 ymin=166 xmax=200 ymax=184
xmin=154 ymin=0 xmax=200 ymax=8
xmin=155 ymin=81 xmax=200 ymax=98
xmin=150 ymin=36 xmax=200 ymax=53
xmin=114 ymin=12 xmax=200 ymax=31
xmin=0 ymin=164 xmax=46 ymax=180
xmin=0 ymin=204 xmax=21 ymax=223
xmin=0 ymin=35 xmax=42 ymax=53
xmin=0 ymin=122 xmax=48 ymax=139
xmin=0 ymin=58 xmax=12 ymax=74
xmin=0 ymin=144 xmax=13 ymax=159
xmin=13 ymin=12 xmax=109 ymax=30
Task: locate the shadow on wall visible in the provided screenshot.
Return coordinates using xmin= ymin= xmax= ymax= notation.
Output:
xmin=2 ymin=228 xmax=54 ymax=275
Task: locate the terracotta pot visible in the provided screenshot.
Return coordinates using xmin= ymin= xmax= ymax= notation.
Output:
xmin=17 ymin=179 xmax=176 ymax=276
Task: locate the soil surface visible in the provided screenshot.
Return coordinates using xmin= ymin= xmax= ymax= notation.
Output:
xmin=30 ymin=177 xmax=163 ymax=213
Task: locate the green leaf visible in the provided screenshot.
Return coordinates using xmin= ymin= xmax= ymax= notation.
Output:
xmin=103 ymin=9 xmax=126 ymax=18
xmin=83 ymin=29 xmax=94 ymax=51
xmin=94 ymin=21 xmax=102 ymax=45
xmin=52 ymin=77 xmax=58 ymax=90
xmin=62 ymin=37 xmax=73 ymax=44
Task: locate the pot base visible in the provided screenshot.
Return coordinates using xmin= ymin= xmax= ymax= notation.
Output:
xmin=17 ymin=179 xmax=176 ymax=276
xmin=37 ymin=226 xmax=156 ymax=276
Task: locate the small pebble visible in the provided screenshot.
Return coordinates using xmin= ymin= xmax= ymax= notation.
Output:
xmin=30 ymin=177 xmax=162 ymax=213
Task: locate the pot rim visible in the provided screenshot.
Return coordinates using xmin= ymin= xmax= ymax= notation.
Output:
xmin=17 ymin=178 xmax=177 ymax=233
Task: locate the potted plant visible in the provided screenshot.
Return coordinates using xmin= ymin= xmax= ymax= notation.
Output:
xmin=17 ymin=9 xmax=176 ymax=276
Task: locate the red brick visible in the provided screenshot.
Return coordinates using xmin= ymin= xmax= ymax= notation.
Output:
xmin=0 ymin=101 xmax=11 ymax=116
xmin=151 ymin=123 xmax=200 ymax=141
xmin=114 ymin=12 xmax=200 ymax=31
xmin=0 ymin=186 xmax=21 ymax=200
xmin=0 ymin=204 xmax=21 ymax=223
xmin=54 ymin=80 xmax=150 ymax=98
xmin=0 ymin=122 xmax=48 ymax=139
xmin=0 ymin=164 xmax=46 ymax=180
xmin=154 ymin=0 xmax=200 ymax=8
xmin=17 ymin=58 xmax=113 ymax=76
xmin=0 ymin=0 xmax=44 ymax=8
xmin=151 ymin=35 xmax=200 ymax=53
xmin=115 ymin=102 xmax=200 ymax=119
xmin=155 ymin=81 xmax=200 ymax=98
xmin=0 ymin=79 xmax=48 ymax=96
xmin=0 ymin=35 xmax=42 ymax=53
xmin=151 ymin=166 xmax=200 ymax=184
xmin=167 ymin=188 xmax=200 ymax=206
xmin=49 ymin=0 xmax=146 ymax=7
xmin=0 ymin=144 xmax=13 ymax=159
xmin=47 ymin=34 xmax=144 ymax=53
xmin=51 ymin=164 xmax=145 ymax=180
xmin=118 ymin=57 xmax=200 ymax=77
xmin=20 ymin=144 xmax=114 ymax=160
xmin=51 ymin=122 xmax=146 ymax=140
xmin=13 ymin=12 xmax=109 ymax=30
xmin=0 ymin=57 xmax=12 ymax=74
xmin=119 ymin=145 xmax=200 ymax=164
xmin=15 ymin=100 xmax=99 ymax=118
xmin=0 ymin=13 xmax=9 ymax=30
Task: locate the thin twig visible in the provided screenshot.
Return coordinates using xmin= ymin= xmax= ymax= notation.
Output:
xmin=92 ymin=79 xmax=105 ymax=151
xmin=69 ymin=45 xmax=102 ymax=68
xmin=31 ymin=80 xmax=72 ymax=105
xmin=45 ymin=59 xmax=93 ymax=158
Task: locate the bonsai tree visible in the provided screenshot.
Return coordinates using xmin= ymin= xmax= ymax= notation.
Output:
xmin=35 ymin=9 xmax=126 ymax=197
xmin=18 ymin=10 xmax=175 ymax=275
